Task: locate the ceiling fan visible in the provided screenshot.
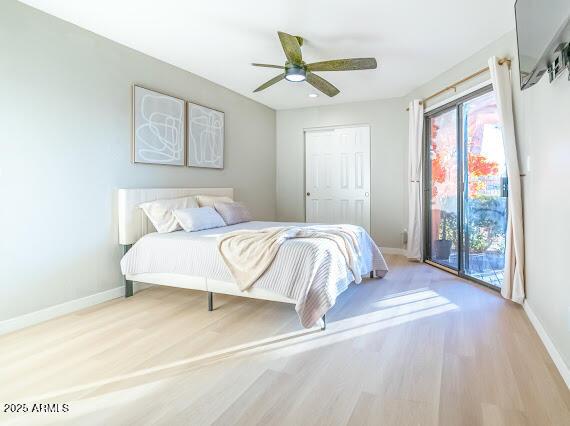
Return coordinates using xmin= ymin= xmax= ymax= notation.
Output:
xmin=252 ymin=31 xmax=378 ymax=97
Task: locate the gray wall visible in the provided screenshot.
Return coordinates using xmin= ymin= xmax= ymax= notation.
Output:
xmin=276 ymin=98 xmax=408 ymax=249
xmin=406 ymin=31 xmax=570 ymax=371
xmin=0 ymin=0 xmax=276 ymax=321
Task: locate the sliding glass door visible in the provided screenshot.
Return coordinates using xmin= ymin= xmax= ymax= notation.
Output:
xmin=425 ymin=86 xmax=507 ymax=289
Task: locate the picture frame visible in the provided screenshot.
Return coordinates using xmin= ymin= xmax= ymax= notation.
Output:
xmin=187 ymin=102 xmax=224 ymax=169
xmin=132 ymin=85 xmax=186 ymax=166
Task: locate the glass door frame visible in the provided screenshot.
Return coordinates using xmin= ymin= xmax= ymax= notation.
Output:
xmin=422 ymin=84 xmax=501 ymax=292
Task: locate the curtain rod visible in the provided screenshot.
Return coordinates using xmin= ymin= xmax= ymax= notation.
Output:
xmin=406 ymin=58 xmax=511 ymax=111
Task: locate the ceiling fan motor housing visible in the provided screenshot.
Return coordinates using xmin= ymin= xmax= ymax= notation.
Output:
xmin=285 ymin=64 xmax=306 ymax=82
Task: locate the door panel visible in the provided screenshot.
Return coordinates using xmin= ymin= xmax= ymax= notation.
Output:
xmin=355 ymin=152 xmax=365 ymax=189
xmin=462 ymin=91 xmax=507 ymax=287
xmin=340 ymin=153 xmax=350 ymax=189
xmin=306 ymin=130 xmax=335 ymax=224
xmin=324 ymin=154 xmax=333 ymax=188
xmin=310 ymin=199 xmax=319 ymax=220
xmin=427 ymin=108 xmax=459 ymax=270
xmin=305 ymin=126 xmax=370 ymax=231
xmin=340 ymin=199 xmax=350 ymax=222
xmin=311 ymin=154 xmax=320 ymax=189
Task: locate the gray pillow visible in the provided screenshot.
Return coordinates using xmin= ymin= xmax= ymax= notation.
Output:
xmin=214 ymin=202 xmax=253 ymax=226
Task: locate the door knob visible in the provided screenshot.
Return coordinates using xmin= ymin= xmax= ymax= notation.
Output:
xmin=306 ymin=192 xmax=311 ymax=196
xmin=365 ymin=192 xmax=369 ymax=197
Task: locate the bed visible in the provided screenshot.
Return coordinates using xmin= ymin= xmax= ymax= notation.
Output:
xmin=118 ymin=188 xmax=388 ymax=328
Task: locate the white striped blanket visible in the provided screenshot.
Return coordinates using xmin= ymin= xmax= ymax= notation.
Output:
xmin=217 ymin=225 xmax=364 ymax=291
xmin=120 ymin=221 xmax=388 ymax=328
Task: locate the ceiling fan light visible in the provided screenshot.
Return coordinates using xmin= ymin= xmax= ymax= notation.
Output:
xmin=286 ymin=74 xmax=306 ymax=82
xmin=285 ymin=66 xmax=306 ymax=82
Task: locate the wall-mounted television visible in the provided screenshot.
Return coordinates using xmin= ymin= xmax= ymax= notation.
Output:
xmin=515 ymin=0 xmax=570 ymax=90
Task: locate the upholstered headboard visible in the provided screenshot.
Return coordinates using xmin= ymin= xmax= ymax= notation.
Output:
xmin=117 ymin=187 xmax=234 ymax=245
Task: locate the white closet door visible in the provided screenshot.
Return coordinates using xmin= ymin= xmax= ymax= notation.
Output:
xmin=305 ymin=126 xmax=370 ymax=231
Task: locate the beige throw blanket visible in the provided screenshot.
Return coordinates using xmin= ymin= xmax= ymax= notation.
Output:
xmin=217 ymin=225 xmax=362 ymax=291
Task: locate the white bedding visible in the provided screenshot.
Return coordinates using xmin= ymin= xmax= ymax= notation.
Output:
xmin=120 ymin=221 xmax=388 ymax=327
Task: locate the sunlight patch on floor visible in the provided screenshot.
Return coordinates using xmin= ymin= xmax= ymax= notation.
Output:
xmin=372 ymin=289 xmax=444 ymax=308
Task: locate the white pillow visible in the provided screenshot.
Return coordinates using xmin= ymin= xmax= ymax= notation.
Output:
xmin=173 ymin=207 xmax=226 ymax=232
xmin=139 ymin=196 xmax=199 ymax=233
xmin=196 ymin=195 xmax=233 ymax=208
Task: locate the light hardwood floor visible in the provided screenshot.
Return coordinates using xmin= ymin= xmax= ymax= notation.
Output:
xmin=1 ymin=255 xmax=569 ymax=425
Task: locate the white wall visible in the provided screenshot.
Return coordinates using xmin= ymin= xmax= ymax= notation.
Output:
xmin=0 ymin=0 xmax=276 ymax=321
xmin=276 ymin=98 xmax=408 ymax=249
xmin=406 ymin=31 xmax=570 ymax=373
xmin=517 ymin=54 xmax=570 ymax=376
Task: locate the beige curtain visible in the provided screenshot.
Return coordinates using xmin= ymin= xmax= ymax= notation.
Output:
xmin=488 ymin=56 xmax=525 ymax=303
xmin=406 ymin=100 xmax=424 ymax=260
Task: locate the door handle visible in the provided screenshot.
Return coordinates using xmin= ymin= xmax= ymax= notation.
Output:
xmin=306 ymin=192 xmax=311 ymax=196
xmin=365 ymin=192 xmax=369 ymax=197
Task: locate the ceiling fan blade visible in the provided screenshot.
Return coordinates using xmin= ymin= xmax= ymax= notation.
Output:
xmin=252 ymin=63 xmax=285 ymax=69
xmin=307 ymin=58 xmax=378 ymax=72
xmin=277 ymin=31 xmax=302 ymax=65
xmin=253 ymin=73 xmax=285 ymax=92
xmin=306 ymin=72 xmax=340 ymax=97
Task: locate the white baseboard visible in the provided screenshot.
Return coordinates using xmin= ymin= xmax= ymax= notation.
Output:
xmin=380 ymin=247 xmax=406 ymax=256
xmin=523 ymin=300 xmax=570 ymax=389
xmin=0 ymin=286 xmax=125 ymax=336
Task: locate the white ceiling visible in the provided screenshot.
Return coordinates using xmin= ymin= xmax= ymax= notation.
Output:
xmin=20 ymin=0 xmax=515 ymax=110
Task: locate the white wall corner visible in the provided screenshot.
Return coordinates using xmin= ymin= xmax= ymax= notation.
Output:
xmin=523 ymin=300 xmax=570 ymax=389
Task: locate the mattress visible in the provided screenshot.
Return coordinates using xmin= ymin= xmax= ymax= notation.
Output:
xmin=120 ymin=221 xmax=388 ymax=327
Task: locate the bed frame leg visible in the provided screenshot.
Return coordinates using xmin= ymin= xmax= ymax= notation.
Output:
xmin=321 ymin=314 xmax=326 ymax=331
xmin=208 ymin=292 xmax=213 ymax=311
xmin=123 ymin=244 xmax=133 ymax=298
xmin=125 ymin=279 xmax=133 ymax=298
xmin=370 ymin=270 xmax=375 ymax=279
